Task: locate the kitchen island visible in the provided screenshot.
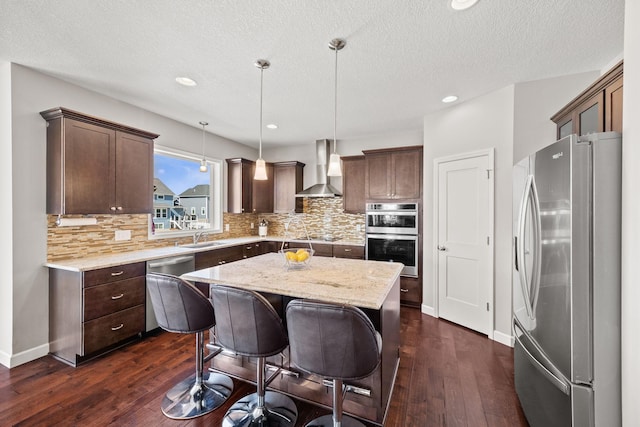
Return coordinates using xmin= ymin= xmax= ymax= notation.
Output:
xmin=181 ymin=252 xmax=402 ymax=426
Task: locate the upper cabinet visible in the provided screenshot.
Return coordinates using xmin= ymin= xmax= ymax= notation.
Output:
xmin=341 ymin=155 xmax=366 ymax=213
xmin=552 ymin=61 xmax=623 ymax=138
xmin=363 ymin=146 xmax=423 ymax=201
xmin=226 ymin=158 xmax=275 ymax=214
xmin=273 ymin=161 xmax=305 ymax=213
xmin=41 ymin=107 xmax=157 ymax=215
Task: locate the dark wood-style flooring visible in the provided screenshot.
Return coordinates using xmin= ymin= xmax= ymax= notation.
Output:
xmin=0 ymin=308 xmax=528 ymax=426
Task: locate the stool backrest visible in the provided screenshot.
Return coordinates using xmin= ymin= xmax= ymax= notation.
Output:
xmin=209 ymin=285 xmax=288 ymax=357
xmin=146 ymin=273 xmax=215 ymax=333
xmin=286 ymin=300 xmax=381 ymax=380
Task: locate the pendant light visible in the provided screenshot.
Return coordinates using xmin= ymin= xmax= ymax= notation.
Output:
xmin=254 ymin=59 xmax=270 ymax=180
xmin=327 ymin=38 xmax=346 ymax=177
xmin=199 ymin=121 xmax=208 ymax=173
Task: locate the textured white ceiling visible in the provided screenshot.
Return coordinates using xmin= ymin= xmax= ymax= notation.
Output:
xmin=0 ymin=0 xmax=624 ymax=148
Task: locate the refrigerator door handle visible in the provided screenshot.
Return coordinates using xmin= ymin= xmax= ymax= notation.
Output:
xmin=529 ymin=176 xmax=542 ymax=315
xmin=513 ymin=318 xmax=571 ymax=396
xmin=517 ymin=175 xmax=535 ymax=318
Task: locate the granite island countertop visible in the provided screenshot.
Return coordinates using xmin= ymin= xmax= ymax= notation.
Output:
xmin=181 ymin=252 xmax=402 ymax=310
xmin=45 ymin=236 xmax=365 ymax=272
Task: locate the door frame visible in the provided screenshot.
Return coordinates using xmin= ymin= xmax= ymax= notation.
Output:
xmin=432 ymin=148 xmax=495 ymax=338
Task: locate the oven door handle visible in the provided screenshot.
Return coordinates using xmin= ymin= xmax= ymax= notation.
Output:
xmin=366 ymin=211 xmax=418 ymax=216
xmin=366 ymin=234 xmax=418 ymax=240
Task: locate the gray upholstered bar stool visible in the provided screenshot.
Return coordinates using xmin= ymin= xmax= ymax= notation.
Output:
xmin=209 ymin=284 xmax=298 ymax=427
xmin=146 ymin=273 xmax=233 ymax=419
xmin=286 ymin=300 xmax=382 ymax=427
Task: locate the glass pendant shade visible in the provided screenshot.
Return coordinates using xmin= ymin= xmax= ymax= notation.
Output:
xmin=199 ymin=159 xmax=208 ymax=173
xmin=327 ymin=153 xmax=342 ymax=176
xmin=199 ymin=121 xmax=208 ymax=173
xmin=254 ymin=158 xmax=268 ymax=180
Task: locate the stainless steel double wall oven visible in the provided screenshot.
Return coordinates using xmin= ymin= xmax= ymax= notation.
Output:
xmin=365 ymin=203 xmax=419 ymax=277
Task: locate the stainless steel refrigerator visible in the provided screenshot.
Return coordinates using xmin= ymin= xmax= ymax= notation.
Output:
xmin=512 ymin=132 xmax=621 ymax=427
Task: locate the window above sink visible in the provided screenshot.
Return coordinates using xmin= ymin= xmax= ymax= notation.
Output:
xmin=150 ymin=145 xmax=223 ymax=240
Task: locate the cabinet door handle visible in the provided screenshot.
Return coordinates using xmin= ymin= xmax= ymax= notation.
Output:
xmin=110 ymin=206 xmax=117 ymax=211
xmin=111 ymin=323 xmax=124 ymax=331
xmin=116 ymin=206 xmax=123 ymax=211
xmin=344 ymin=248 xmax=352 ymax=252
xmin=400 ymin=288 xmax=409 ymax=293
xmin=111 ymin=293 xmax=124 ymax=300
xmin=111 ymin=271 xmax=125 ymax=276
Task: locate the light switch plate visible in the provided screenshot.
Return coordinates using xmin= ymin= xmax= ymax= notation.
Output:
xmin=225 ymin=224 xmax=230 ymax=232
xmin=115 ymin=230 xmax=131 ymax=241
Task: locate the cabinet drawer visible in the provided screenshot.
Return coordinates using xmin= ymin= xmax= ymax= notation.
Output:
xmin=311 ymin=243 xmax=333 ymax=257
xmin=84 ymin=262 xmax=146 ymax=287
xmin=83 ymin=304 xmax=145 ymax=355
xmin=400 ymin=276 xmax=422 ymax=306
xmin=333 ymin=245 xmax=364 ymax=259
xmin=84 ymin=277 xmax=145 ymax=321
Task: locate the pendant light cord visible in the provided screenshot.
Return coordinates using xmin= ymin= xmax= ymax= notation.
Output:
xmin=333 ymin=45 xmax=338 ymax=154
xmin=259 ymin=66 xmax=264 ymax=159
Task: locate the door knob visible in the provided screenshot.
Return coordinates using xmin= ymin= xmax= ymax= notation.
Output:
xmin=437 ymin=245 xmax=447 ymax=251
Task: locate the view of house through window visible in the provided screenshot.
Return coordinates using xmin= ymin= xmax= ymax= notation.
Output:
xmin=152 ymin=148 xmax=222 ymax=237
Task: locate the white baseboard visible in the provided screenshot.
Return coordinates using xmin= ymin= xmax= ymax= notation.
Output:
xmin=493 ymin=330 xmax=514 ymax=347
xmin=421 ymin=304 xmax=436 ymax=317
xmin=1 ymin=343 xmax=49 ymax=368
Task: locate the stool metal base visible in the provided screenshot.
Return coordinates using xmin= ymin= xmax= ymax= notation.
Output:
xmin=161 ymin=371 xmax=234 ymax=419
xmin=305 ymin=413 xmax=367 ymax=427
xmin=222 ymin=391 xmax=298 ymax=427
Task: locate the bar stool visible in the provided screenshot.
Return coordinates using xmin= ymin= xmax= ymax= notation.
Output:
xmin=146 ymin=273 xmax=233 ymax=419
xmin=286 ymin=300 xmax=382 ymax=427
xmin=209 ymin=284 xmax=298 ymax=427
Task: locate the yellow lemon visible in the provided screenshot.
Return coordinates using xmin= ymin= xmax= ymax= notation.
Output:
xmin=296 ymin=251 xmax=310 ymax=262
xmin=296 ymin=248 xmax=307 ymax=255
xmin=286 ymin=251 xmax=298 ymax=261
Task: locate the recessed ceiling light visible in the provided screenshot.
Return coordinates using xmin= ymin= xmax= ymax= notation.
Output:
xmin=451 ymin=0 xmax=479 ymax=11
xmin=266 ymin=124 xmax=278 ymax=129
xmin=442 ymin=95 xmax=459 ymax=103
xmin=175 ymin=76 xmax=197 ymax=87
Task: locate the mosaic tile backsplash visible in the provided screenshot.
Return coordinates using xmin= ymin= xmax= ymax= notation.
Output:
xmin=47 ymin=198 xmax=365 ymax=262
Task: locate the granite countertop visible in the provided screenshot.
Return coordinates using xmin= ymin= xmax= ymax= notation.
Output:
xmin=181 ymin=252 xmax=402 ymax=309
xmin=45 ymin=236 xmax=365 ymax=272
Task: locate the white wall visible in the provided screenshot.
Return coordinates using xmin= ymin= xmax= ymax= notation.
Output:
xmin=423 ymin=86 xmax=515 ymax=337
xmin=2 ymin=64 xmax=257 ymax=368
xmin=0 ymin=61 xmax=14 ymax=366
xmin=622 ymin=2 xmax=640 ymax=424
xmin=513 ymin=71 xmax=599 ymax=162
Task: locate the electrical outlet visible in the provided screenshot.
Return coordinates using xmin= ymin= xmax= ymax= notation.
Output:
xmin=356 ymin=224 xmax=361 ymax=233
xmin=115 ymin=230 xmax=131 ymax=241
xmin=250 ymin=222 xmax=254 ymax=229
xmin=225 ymin=224 xmax=230 ymax=232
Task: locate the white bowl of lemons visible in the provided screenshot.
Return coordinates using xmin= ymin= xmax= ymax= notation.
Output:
xmin=280 ymin=248 xmax=314 ymax=269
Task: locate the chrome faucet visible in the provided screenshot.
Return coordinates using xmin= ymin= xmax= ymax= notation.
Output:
xmin=193 ymin=230 xmax=207 ymax=244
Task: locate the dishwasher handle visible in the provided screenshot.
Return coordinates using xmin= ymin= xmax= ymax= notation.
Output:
xmin=147 ymin=255 xmax=195 ymax=269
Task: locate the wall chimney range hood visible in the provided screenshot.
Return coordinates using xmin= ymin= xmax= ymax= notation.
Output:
xmin=296 ymin=139 xmax=342 ymax=197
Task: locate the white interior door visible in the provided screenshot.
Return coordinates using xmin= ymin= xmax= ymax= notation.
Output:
xmin=435 ymin=150 xmax=494 ymax=336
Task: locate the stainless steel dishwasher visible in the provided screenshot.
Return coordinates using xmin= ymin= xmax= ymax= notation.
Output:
xmin=146 ymin=254 xmax=196 ymax=331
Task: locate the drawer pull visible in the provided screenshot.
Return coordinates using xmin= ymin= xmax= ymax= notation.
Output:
xmin=111 ymin=323 xmax=124 ymax=331
xmin=344 ymin=248 xmax=352 ymax=252
xmin=111 ymin=293 xmax=124 ymax=300
xmin=110 ymin=271 xmax=125 ymax=277
xmin=400 ymin=288 xmax=409 ymax=293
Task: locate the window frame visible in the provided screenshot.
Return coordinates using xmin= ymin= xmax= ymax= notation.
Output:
xmin=149 ymin=144 xmax=223 ymax=240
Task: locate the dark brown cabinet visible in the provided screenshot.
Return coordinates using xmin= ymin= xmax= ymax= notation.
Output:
xmin=242 ymin=241 xmax=270 ymax=259
xmin=341 ymin=155 xmax=366 ymax=213
xmin=41 ymin=107 xmax=157 ymax=215
xmin=49 ymin=262 xmax=146 ymax=366
xmin=226 ymin=158 xmax=274 ymax=214
xmin=194 ymin=245 xmax=244 ymax=270
xmin=273 ymin=161 xmax=305 ymax=213
xmin=333 ymin=244 xmax=364 ymax=259
xmin=552 ymin=61 xmax=623 ymax=138
xmin=400 ymin=276 xmax=422 ymax=307
xmin=363 ymin=146 xmax=422 ymax=201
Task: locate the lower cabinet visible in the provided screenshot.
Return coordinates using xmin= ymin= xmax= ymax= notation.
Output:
xmin=49 ymin=262 xmax=146 ymax=366
xmin=194 ymin=245 xmax=244 ymax=270
xmin=333 ymin=244 xmax=365 ymax=259
xmin=400 ymin=276 xmax=422 ymax=307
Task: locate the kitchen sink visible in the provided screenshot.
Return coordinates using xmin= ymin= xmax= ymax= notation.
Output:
xmin=181 ymin=241 xmax=225 ymax=249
